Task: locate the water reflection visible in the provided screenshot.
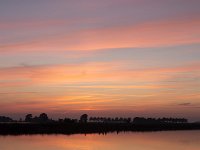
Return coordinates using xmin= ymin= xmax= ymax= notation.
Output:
xmin=0 ymin=131 xmax=199 ymax=150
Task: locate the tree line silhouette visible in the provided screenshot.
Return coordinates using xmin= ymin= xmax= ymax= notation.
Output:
xmin=0 ymin=113 xmax=188 ymax=124
xmin=0 ymin=113 xmax=199 ymax=135
xmin=0 ymin=116 xmax=13 ymax=122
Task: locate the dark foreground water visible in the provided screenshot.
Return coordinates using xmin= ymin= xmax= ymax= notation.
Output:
xmin=0 ymin=131 xmax=199 ymax=150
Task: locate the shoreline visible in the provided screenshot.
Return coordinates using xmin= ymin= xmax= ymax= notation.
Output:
xmin=0 ymin=122 xmax=200 ymax=135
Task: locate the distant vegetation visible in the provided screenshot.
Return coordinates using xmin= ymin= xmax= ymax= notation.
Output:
xmin=0 ymin=116 xmax=13 ymax=122
xmin=0 ymin=113 xmax=199 ymax=135
xmin=0 ymin=113 xmax=188 ymax=124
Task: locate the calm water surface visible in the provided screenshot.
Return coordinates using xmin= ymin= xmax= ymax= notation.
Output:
xmin=0 ymin=131 xmax=199 ymax=150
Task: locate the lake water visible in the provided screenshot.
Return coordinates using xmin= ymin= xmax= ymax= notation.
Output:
xmin=0 ymin=131 xmax=199 ymax=150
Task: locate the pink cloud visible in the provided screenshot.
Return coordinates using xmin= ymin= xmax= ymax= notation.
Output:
xmin=0 ymin=18 xmax=199 ymax=52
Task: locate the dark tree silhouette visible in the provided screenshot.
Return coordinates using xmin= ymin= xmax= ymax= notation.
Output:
xmin=0 ymin=113 xmax=197 ymax=135
xmin=0 ymin=116 xmax=13 ymax=122
xmin=133 ymin=117 xmax=188 ymax=124
xmin=80 ymin=114 xmax=88 ymax=123
xmin=39 ymin=113 xmax=49 ymax=122
xmin=25 ymin=114 xmax=33 ymax=122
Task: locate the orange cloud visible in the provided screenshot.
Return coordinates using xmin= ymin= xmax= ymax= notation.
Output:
xmin=0 ymin=61 xmax=199 ymax=85
xmin=0 ymin=61 xmax=199 ymax=115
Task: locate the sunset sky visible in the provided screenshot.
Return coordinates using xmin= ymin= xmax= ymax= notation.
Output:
xmin=0 ymin=0 xmax=200 ymax=121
